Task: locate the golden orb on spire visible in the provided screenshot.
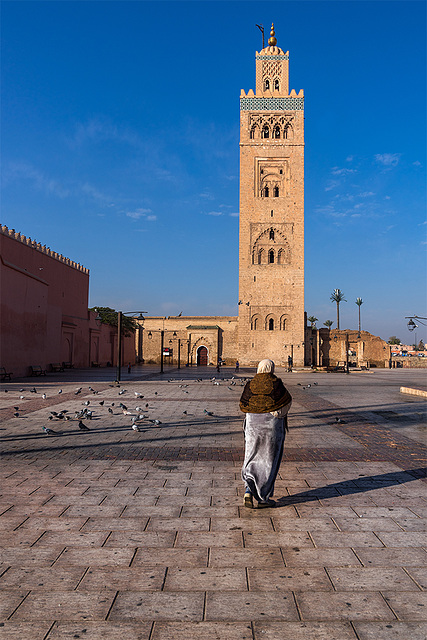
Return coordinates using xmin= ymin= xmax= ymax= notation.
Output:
xmin=268 ymin=22 xmax=277 ymax=46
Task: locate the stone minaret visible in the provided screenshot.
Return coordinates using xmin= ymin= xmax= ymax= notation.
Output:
xmin=238 ymin=24 xmax=305 ymax=367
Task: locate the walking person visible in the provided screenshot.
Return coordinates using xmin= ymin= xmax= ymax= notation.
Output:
xmin=235 ymin=360 xmax=240 ymax=373
xmin=240 ymin=359 xmax=292 ymax=508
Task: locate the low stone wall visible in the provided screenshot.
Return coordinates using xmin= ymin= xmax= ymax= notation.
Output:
xmin=391 ymin=356 xmax=427 ymax=369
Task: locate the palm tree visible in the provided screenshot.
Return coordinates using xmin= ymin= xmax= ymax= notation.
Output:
xmin=355 ymin=297 xmax=363 ymax=334
xmin=307 ymin=315 xmax=318 ymax=328
xmin=330 ymin=289 xmax=346 ymax=330
xmin=323 ymin=320 xmax=334 ymax=329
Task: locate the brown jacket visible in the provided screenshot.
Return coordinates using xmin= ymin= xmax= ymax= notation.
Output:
xmin=239 ymin=372 xmax=292 ymax=414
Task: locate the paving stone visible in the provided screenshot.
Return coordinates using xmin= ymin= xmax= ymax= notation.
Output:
xmin=122 ymin=506 xmax=182 ymax=518
xmin=0 ymin=591 xmax=29 ymax=620
xmin=295 ymin=591 xmax=395 ymax=621
xmin=46 ymin=621 xmax=152 ymax=639
xmin=382 ymin=591 xmax=427 ymax=620
xmin=0 ymin=547 xmax=64 ymax=566
xmin=151 ymin=621 xmax=253 ymax=640
xmin=77 ymin=567 xmax=165 ymax=590
xmin=0 ymin=622 xmax=52 ymax=639
xmin=327 ymin=567 xmax=422 ymax=591
xmin=272 ymin=517 xmax=338 ymax=532
xmin=0 ymin=516 xmax=28 ymax=530
xmin=109 ymin=591 xmax=204 ymax=621
xmin=0 ymin=566 xmax=85 ymax=590
xmin=209 ymin=548 xmax=284 ymax=568
xmin=375 ymin=532 xmax=427 ymax=547
xmin=253 ymin=621 xmax=358 ymax=639
xmin=243 ymin=532 xmax=314 ymax=548
xmin=34 ymin=531 xmax=108 ymax=547
xmin=294 ymin=506 xmax=359 ymax=518
xmin=310 ymin=532 xmax=385 ymax=547
xmin=175 ymin=531 xmax=243 ymax=548
xmin=164 ymin=567 xmax=247 ymax=591
xmin=145 ymin=517 xmax=211 ymax=532
xmin=133 ymin=548 xmax=208 ymax=567
xmin=282 ymin=548 xmax=361 ymax=567
xmin=55 ymin=548 xmax=134 ymax=566
xmin=352 ymin=621 xmax=427 ymax=639
xmin=10 ymin=592 xmax=115 ymax=621
xmin=210 ymin=517 xmax=275 ymax=532
xmin=333 ymin=517 xmax=404 ymax=531
xmin=405 ymin=567 xmax=427 ymax=589
xmin=103 ymin=531 xmax=175 ymax=547
xmin=18 ymin=517 xmax=88 ymax=531
xmin=354 ymin=547 xmax=427 ymax=566
xmin=80 ymin=517 xmax=149 ymax=532
xmin=248 ymin=567 xmax=333 ymax=591
xmin=391 ymin=517 xmax=426 ymax=531
xmin=205 ymin=591 xmax=299 ymax=621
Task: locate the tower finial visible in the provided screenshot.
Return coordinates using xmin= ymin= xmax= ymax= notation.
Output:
xmin=268 ymin=22 xmax=277 ymax=46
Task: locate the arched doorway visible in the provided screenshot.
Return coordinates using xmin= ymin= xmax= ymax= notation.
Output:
xmin=197 ymin=346 xmax=208 ymax=366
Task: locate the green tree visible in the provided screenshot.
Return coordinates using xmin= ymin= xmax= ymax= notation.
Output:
xmin=388 ymin=336 xmax=401 ymax=345
xmin=330 ymin=289 xmax=346 ymax=330
xmin=307 ymin=315 xmax=318 ymax=328
xmin=355 ymin=297 xmax=363 ymax=333
xmin=323 ymin=320 xmax=334 ymax=329
xmin=90 ymin=307 xmax=137 ymax=336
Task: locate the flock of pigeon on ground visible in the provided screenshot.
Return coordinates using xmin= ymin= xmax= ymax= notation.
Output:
xmin=6 ymin=376 xmax=250 ymax=437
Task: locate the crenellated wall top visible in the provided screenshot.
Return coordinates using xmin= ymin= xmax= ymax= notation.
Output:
xmin=0 ymin=225 xmax=89 ymax=274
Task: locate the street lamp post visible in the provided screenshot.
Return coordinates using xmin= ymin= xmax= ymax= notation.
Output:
xmin=116 ymin=311 xmax=147 ymax=383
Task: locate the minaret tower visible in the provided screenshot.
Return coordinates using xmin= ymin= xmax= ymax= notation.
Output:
xmin=238 ymin=24 xmax=305 ymax=366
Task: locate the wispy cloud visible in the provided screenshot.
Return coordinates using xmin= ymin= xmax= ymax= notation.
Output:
xmin=331 ymin=167 xmax=357 ymax=176
xmin=4 ymin=162 xmax=70 ymax=198
xmin=67 ymin=117 xmax=140 ymax=149
xmin=375 ymin=153 xmax=401 ymax=167
xmin=325 ymin=179 xmax=340 ymax=192
xmin=206 ymin=211 xmax=223 ymax=216
xmin=125 ymin=208 xmax=156 ymax=221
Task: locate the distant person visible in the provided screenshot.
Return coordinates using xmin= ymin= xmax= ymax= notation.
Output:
xmin=216 ymin=361 xmax=221 ymax=373
xmin=287 ymin=355 xmax=293 ymax=372
xmin=239 ymin=359 xmax=292 ymax=509
xmin=127 ymin=363 xmax=131 ymax=374
xmin=235 ymin=360 xmax=240 ymax=372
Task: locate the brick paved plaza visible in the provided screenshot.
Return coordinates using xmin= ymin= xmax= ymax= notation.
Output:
xmin=0 ymin=366 xmax=426 ymax=639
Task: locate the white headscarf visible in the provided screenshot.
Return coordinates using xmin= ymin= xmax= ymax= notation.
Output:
xmin=257 ymin=359 xmax=275 ymax=374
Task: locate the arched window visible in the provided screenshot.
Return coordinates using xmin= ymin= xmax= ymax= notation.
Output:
xmin=250 ymin=128 xmax=255 ymax=139
xmin=252 ymin=317 xmax=258 ymax=330
xmin=273 ymin=186 xmax=279 ymax=198
xmin=264 ymin=79 xmax=270 ymax=90
xmin=269 ymin=318 xmax=274 ymax=331
xmin=280 ymin=316 xmax=286 ymax=330
xmin=277 ymin=249 xmax=283 ymax=264
xmin=283 ymin=126 xmax=288 ymax=140
xmin=268 ymin=250 xmax=275 ymax=264
xmin=274 ymin=127 xmax=280 ymax=139
xmin=258 ymin=249 xmax=263 ymax=265
xmin=274 ymin=79 xmax=280 ymax=91
xmin=263 ymin=186 xmax=269 ymax=198
xmin=262 ymin=126 xmax=270 ymax=139
xmin=269 ymin=228 xmax=274 ymax=240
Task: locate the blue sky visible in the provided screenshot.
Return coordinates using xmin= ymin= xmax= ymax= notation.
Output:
xmin=2 ymin=1 xmax=426 ymax=343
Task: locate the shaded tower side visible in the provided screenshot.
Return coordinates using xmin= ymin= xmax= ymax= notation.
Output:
xmin=238 ymin=25 xmax=305 ymax=366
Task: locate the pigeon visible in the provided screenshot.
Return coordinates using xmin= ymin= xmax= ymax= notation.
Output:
xmin=14 ymin=406 xmax=19 ymax=411
xmin=335 ymin=417 xmax=346 ymax=424
xmin=83 ymin=401 xmax=90 ymax=406
xmin=13 ymin=412 xmax=19 ymax=418
xmin=135 ymin=406 xmax=143 ymax=412
xmin=135 ymin=392 xmax=144 ymax=398
xmin=20 ymin=388 xmax=25 ymax=392
xmin=122 ymin=409 xmax=132 ymax=416
xmin=88 ymin=387 xmax=94 ymax=391
xmin=43 ymin=426 xmax=57 ymax=435
xmin=306 ymin=384 xmax=311 ymax=388
xmin=75 ymin=388 xmax=82 ymax=395
xmin=145 ymin=403 xmax=149 ymax=408
xmin=4 ymin=390 xmax=8 ymax=393
xmin=154 ymin=392 xmax=158 ymax=396
xmin=118 ymin=389 xmax=126 ymax=395
xmin=78 ymin=420 xmax=90 ymax=431
xmin=86 ymin=411 xmax=93 ymax=420
xmin=99 ymin=401 xmax=104 ymax=406
xmin=108 ymin=407 xmax=113 ymax=414
xmin=204 ymin=410 xmax=214 ymax=416
xmin=132 ymin=424 xmax=142 ymax=431
xmin=119 ymin=403 xmax=127 ymax=410
xmin=111 ymin=403 xmax=115 ymax=407
xmin=313 ymin=382 xmax=318 ymax=386
xmin=58 ymin=389 xmax=62 ymax=394
xmin=19 ymin=395 xmax=25 ymax=400
xmin=183 ymin=410 xmax=187 ymax=415
xmin=138 ymin=414 xmax=146 ymax=420
xmin=150 ymin=419 xmax=162 ymax=425
xmin=42 ymin=394 xmax=47 ymax=399
xmin=30 ymin=388 xmax=37 ymax=393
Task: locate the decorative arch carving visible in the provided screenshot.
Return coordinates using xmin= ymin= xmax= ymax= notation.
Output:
xmin=251 ymin=227 xmax=291 ymax=266
xmin=265 ymin=314 xmax=276 ymax=331
xmin=251 ymin=314 xmax=260 ymax=330
xmin=249 ymin=114 xmax=294 ymax=143
xmin=279 ymin=315 xmax=288 ymax=330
